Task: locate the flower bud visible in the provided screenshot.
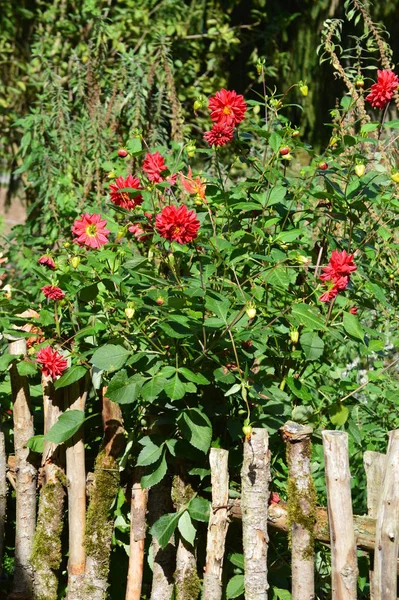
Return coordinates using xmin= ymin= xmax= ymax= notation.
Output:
xmin=299 ymin=82 xmax=308 ymax=97
xmin=125 ymin=306 xmax=135 ymax=319
xmin=70 ymin=256 xmax=81 ymax=269
xmin=391 ymin=171 xmax=399 ymax=183
xmin=63 ymin=241 xmax=71 ymax=249
xmin=242 ymin=424 xmax=253 ymax=439
xmin=156 ymin=296 xmax=165 ymax=306
xmin=118 ymin=148 xmax=128 ymax=158
xmin=297 ymin=254 xmax=311 ymax=265
xmin=292 ymin=129 xmax=300 ymax=138
xmin=246 ymin=302 xmax=256 ymax=320
xmin=354 ymin=163 xmax=365 ymax=177
xmin=3 ymin=284 xmax=11 ymax=299
xmin=355 ymin=76 xmax=364 ymax=88
xmin=279 ymin=147 xmax=290 ymax=156
xmin=108 ymin=171 xmax=116 ymax=179
xmin=319 ymin=162 xmax=328 ymax=171
xmin=185 ymin=143 xmax=196 ymax=158
xmin=290 ymin=329 xmax=299 ymax=344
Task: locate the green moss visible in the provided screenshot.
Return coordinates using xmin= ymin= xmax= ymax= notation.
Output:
xmin=286 ymin=441 xmax=317 ymax=560
xmin=171 ymin=475 xmax=195 ymax=508
xmin=175 ymin=562 xmax=201 ymax=600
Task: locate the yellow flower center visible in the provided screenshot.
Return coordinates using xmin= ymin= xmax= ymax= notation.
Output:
xmin=173 ymin=226 xmax=181 ymax=235
xmin=86 ymin=224 xmax=98 ymax=237
xmin=223 ymin=105 xmax=232 ymax=115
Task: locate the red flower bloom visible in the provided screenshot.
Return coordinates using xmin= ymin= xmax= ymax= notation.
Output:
xmin=319 ymin=250 xmax=357 ymax=303
xmin=143 ymin=152 xmax=176 ymax=184
xmin=41 ymin=285 xmax=65 ymax=301
xmin=72 ymin=214 xmax=110 ymax=249
xmin=366 ymin=70 xmax=399 ymax=110
xmin=180 ymin=167 xmax=207 ymax=202
xmin=208 ymin=89 xmax=247 ymax=126
xmin=109 ymin=175 xmax=143 ymax=210
xmin=38 ymin=255 xmax=56 ymax=270
xmin=349 ymin=306 xmax=358 ymax=315
xmin=36 ymin=346 xmax=68 ymax=380
xmin=155 ymin=204 xmax=200 ymax=244
xmin=204 ymin=124 xmax=234 ymax=147
xmin=318 ymin=287 xmax=339 ymax=303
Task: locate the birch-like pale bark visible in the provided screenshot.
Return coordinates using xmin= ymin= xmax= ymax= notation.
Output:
xmin=364 ymin=450 xmax=386 ymax=600
xmin=125 ymin=468 xmax=148 ymax=600
xmin=0 ymin=424 xmax=6 ymax=580
xmin=172 ymin=470 xmax=201 ymax=600
xmin=241 ymin=428 xmax=270 ymax=600
xmin=82 ymin=390 xmax=124 ymax=600
xmin=31 ymin=375 xmax=65 ymax=600
xmin=282 ymin=421 xmax=315 ymax=600
xmin=149 ymin=479 xmax=175 ymax=600
xmin=65 ymin=379 xmax=88 ymax=599
xmin=203 ymin=448 xmax=229 ymax=600
xmin=8 ymin=336 xmax=36 ymax=598
xmin=322 ymin=431 xmax=358 ymax=600
xmin=373 ymin=430 xmax=399 ymax=600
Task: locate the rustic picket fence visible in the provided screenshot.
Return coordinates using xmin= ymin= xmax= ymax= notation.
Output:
xmin=1 ymin=335 xmax=399 ymax=600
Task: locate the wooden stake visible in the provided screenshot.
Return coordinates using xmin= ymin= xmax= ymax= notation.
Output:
xmin=125 ymin=468 xmax=148 ymax=600
xmin=364 ymin=450 xmax=386 ymax=600
xmin=241 ymin=428 xmax=270 ymax=600
xmin=322 ymin=431 xmax=358 ymax=600
xmin=203 ymin=448 xmax=230 ymax=600
xmin=8 ymin=336 xmax=36 ymax=598
xmin=149 ymin=479 xmax=175 ymax=600
xmin=373 ymin=430 xmax=399 ymax=600
xmin=0 ymin=424 xmax=6 ymax=580
xmin=282 ymin=421 xmax=315 ymax=600
xmin=65 ymin=379 xmax=88 ymax=599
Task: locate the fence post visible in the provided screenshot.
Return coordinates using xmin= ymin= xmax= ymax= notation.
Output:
xmin=241 ymin=428 xmax=270 ymax=600
xmin=322 ymin=430 xmax=358 ymax=600
xmin=373 ymin=430 xmax=399 ymax=600
xmin=282 ymin=421 xmax=315 ymax=600
xmin=126 ymin=467 xmax=148 ymax=600
xmin=203 ymin=448 xmax=230 ymax=600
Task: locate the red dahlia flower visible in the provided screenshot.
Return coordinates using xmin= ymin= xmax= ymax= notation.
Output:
xmin=143 ymin=152 xmax=176 ymax=184
xmin=208 ymin=89 xmax=247 ymax=127
xmin=41 ymin=285 xmax=65 ymax=301
xmin=36 ymin=346 xmax=68 ymax=380
xmin=109 ymin=175 xmax=143 ymax=210
xmin=204 ymin=124 xmax=234 ymax=147
xmin=38 ymin=255 xmax=56 ymax=270
xmin=72 ymin=214 xmax=110 ymax=249
xmin=366 ymin=70 xmax=399 ymax=110
xmin=180 ymin=167 xmax=207 ymax=201
xmin=155 ymin=204 xmax=200 ymax=244
xmin=319 ymin=250 xmax=357 ymax=303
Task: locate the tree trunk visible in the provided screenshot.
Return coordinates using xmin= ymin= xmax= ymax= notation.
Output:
xmin=203 ymin=448 xmax=229 ymax=600
xmin=0 ymin=424 xmax=6 ymax=580
xmin=172 ymin=470 xmax=201 ymax=600
xmin=125 ymin=468 xmax=148 ymax=600
xmin=31 ymin=375 xmax=65 ymax=600
xmin=364 ymin=450 xmax=386 ymax=600
xmin=322 ymin=431 xmax=358 ymax=600
xmin=65 ymin=379 xmax=88 ymax=599
xmin=8 ymin=336 xmax=36 ymax=599
xmin=241 ymin=428 xmax=270 ymax=600
xmin=373 ymin=430 xmax=399 ymax=600
xmin=82 ymin=390 xmax=124 ymax=600
xmin=283 ymin=421 xmax=315 ymax=600
xmin=149 ymin=479 xmax=175 ymax=600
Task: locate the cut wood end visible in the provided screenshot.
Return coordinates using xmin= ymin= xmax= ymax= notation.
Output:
xmin=281 ymin=420 xmax=313 ymax=441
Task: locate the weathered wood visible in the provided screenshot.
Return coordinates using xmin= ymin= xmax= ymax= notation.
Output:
xmin=282 ymin=421 xmax=315 ymax=600
xmin=241 ymin=428 xmax=270 ymax=600
xmin=322 ymin=431 xmax=358 ymax=600
xmin=0 ymin=424 xmax=6 ymax=580
xmin=364 ymin=450 xmax=386 ymax=600
xmin=149 ymin=479 xmax=175 ymax=600
xmin=373 ymin=430 xmax=399 ymax=600
xmin=8 ymin=336 xmax=36 ymax=599
xmin=125 ymin=468 xmax=148 ymax=600
xmin=203 ymin=448 xmax=230 ymax=600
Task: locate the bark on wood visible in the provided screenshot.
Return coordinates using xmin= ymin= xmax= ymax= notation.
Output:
xmin=125 ymin=468 xmax=148 ymax=600
xmin=373 ymin=430 xmax=399 ymax=600
xmin=31 ymin=375 xmax=65 ymax=600
xmin=364 ymin=450 xmax=386 ymax=600
xmin=322 ymin=431 xmax=358 ymax=600
xmin=65 ymin=379 xmax=88 ymax=599
xmin=8 ymin=336 xmax=36 ymax=599
xmin=82 ymin=390 xmax=124 ymax=600
xmin=203 ymin=448 xmax=230 ymax=600
xmin=282 ymin=421 xmax=315 ymax=600
xmin=172 ymin=470 xmax=201 ymax=600
xmin=0 ymin=425 xmax=6 ymax=580
xmin=148 ymin=479 xmax=176 ymax=600
xmin=240 ymin=428 xmax=270 ymax=600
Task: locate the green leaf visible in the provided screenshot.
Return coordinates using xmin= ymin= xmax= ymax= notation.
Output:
xmin=0 ymin=353 xmax=17 ymax=371
xmin=343 ymin=312 xmax=364 ymax=341
xmin=205 ymin=297 xmax=230 ymax=323
xmin=150 ymin=511 xmax=181 ymax=549
xmin=91 ymin=344 xmax=130 ymax=372
xmin=107 ymin=370 xmax=144 ymax=404
xmin=17 ymin=360 xmax=38 ymax=376
xmin=273 ymin=588 xmax=292 ymax=600
xmin=178 ymin=408 xmax=212 ymax=453
xmin=300 ymin=332 xmax=324 ymax=361
xmin=226 ymin=574 xmax=245 ymax=599
xmin=27 ymin=435 xmax=44 ymax=453
xmin=178 ymin=368 xmax=210 ymax=385
xmin=137 ymin=437 xmax=164 ymax=467
xmin=229 ymin=553 xmax=244 ymax=570
xmin=164 ymin=374 xmax=186 ymax=401
xmin=267 ymin=184 xmax=287 ymax=206
xmin=140 ymin=376 xmax=167 ymax=402
xmin=329 ymin=403 xmax=349 ymax=426
xmin=188 ymin=497 xmax=210 ymax=522
xmin=44 ymin=410 xmax=85 ymax=444
xmin=127 ymin=137 xmax=142 ymax=154
xmin=291 ymin=303 xmax=327 ymax=331
xmin=54 ymin=365 xmax=87 ymax=389
xmin=141 ymin=451 xmax=167 ymax=488
xmin=178 ymin=510 xmax=196 ymax=546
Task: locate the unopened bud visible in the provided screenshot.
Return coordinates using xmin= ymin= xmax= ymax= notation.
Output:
xmin=290 ymin=329 xmax=299 ymax=344
xmin=156 ymin=296 xmax=165 ymax=306
xmin=70 ymin=256 xmax=81 ymax=269
xmin=354 ymin=163 xmax=366 ymax=177
xmin=125 ymin=306 xmax=135 ymax=319
xmin=246 ymin=302 xmax=257 ymax=320
xmin=3 ymin=284 xmax=11 ymax=300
